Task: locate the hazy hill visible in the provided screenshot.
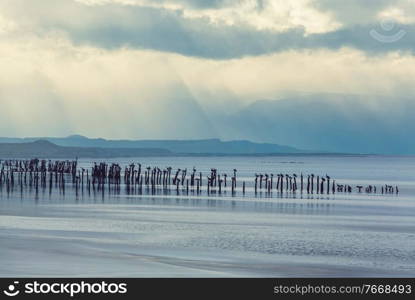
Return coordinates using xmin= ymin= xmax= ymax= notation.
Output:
xmin=217 ymin=94 xmax=415 ymax=155
xmin=0 ymin=136 xmax=302 ymax=155
xmin=0 ymin=140 xmax=172 ymax=158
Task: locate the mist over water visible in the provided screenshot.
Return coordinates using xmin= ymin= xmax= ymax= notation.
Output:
xmin=1 ymin=155 xmax=414 ymax=277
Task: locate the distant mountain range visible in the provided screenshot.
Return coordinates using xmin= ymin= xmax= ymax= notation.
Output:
xmin=0 ymin=136 xmax=304 ymax=158
xmin=0 ymin=140 xmax=172 ymax=158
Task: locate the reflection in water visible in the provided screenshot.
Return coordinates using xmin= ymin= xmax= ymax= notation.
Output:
xmin=0 ymin=155 xmax=414 ymax=277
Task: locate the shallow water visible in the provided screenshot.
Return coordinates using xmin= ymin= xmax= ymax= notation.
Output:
xmin=1 ymin=155 xmax=414 ymax=277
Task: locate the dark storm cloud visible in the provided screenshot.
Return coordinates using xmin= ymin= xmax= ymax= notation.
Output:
xmin=174 ymin=0 xmax=225 ymax=8
xmin=2 ymin=0 xmax=414 ymax=59
xmin=66 ymin=10 xmax=415 ymax=59
xmin=66 ymin=8 xmax=309 ymax=59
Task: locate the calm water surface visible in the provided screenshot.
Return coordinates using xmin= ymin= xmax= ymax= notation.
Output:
xmin=1 ymin=155 xmax=414 ymax=277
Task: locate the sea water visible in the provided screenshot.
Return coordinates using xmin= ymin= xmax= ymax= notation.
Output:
xmin=0 ymin=155 xmax=414 ymax=277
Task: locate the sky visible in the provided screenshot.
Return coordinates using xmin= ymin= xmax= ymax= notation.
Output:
xmin=0 ymin=0 xmax=414 ymax=153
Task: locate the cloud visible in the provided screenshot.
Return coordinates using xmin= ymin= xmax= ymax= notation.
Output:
xmin=172 ymin=48 xmax=415 ymax=107
xmin=75 ymin=0 xmax=341 ymax=34
xmin=1 ymin=29 xmax=415 ymax=138
xmin=0 ymin=34 xmax=217 ymax=139
xmin=0 ymin=0 xmax=414 ymax=153
xmin=315 ymin=0 xmax=395 ymax=24
xmin=315 ymin=0 xmax=415 ymax=25
xmin=219 ymin=94 xmax=415 ymax=154
xmin=1 ymin=0 xmax=413 ymax=60
xmin=0 ymin=14 xmax=17 ymax=34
